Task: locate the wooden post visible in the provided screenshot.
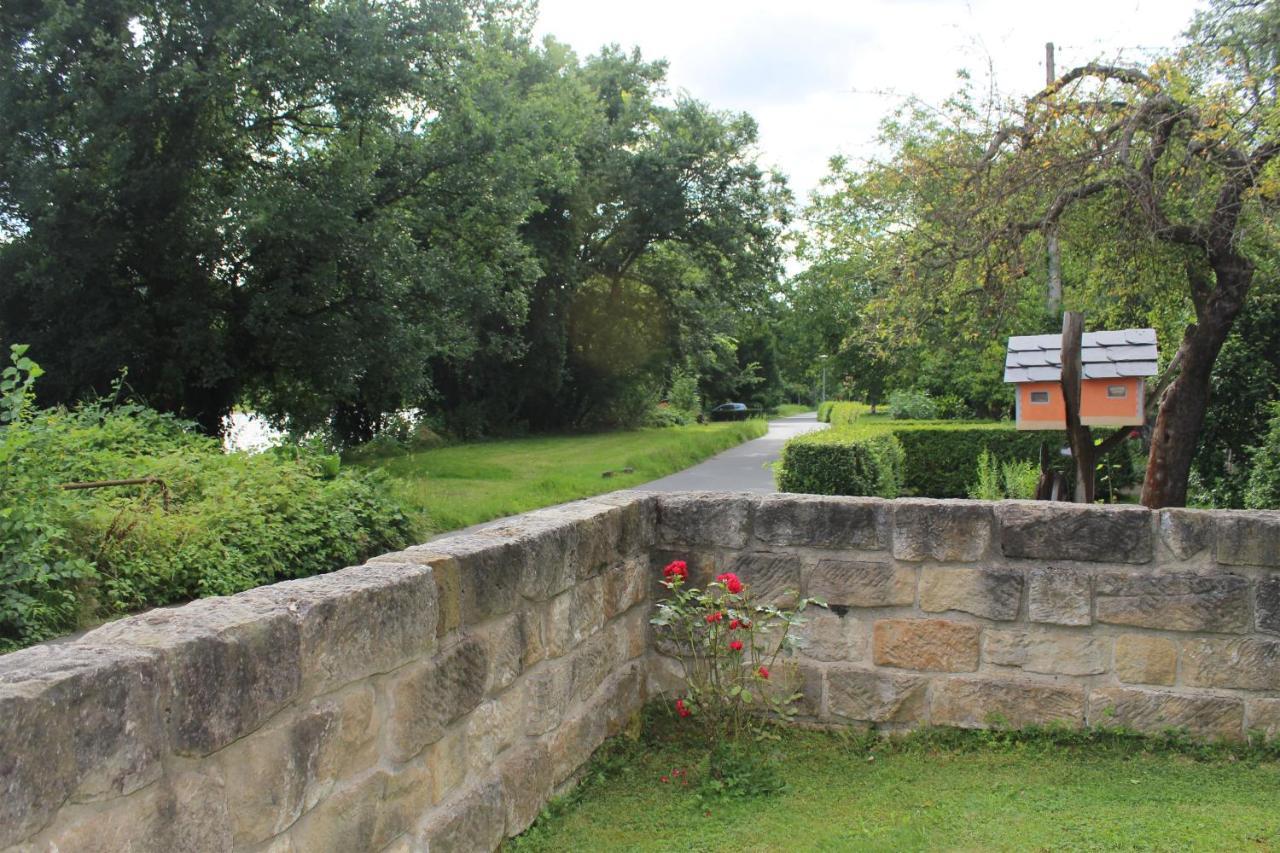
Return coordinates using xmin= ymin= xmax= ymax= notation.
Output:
xmin=1060 ymin=312 xmax=1095 ymax=502
xmin=1044 ymin=42 xmax=1062 ymax=315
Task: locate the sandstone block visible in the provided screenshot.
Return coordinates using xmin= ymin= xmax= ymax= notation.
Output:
xmin=548 ymin=704 xmax=607 ymax=785
xmin=83 ymin=595 xmax=300 ymax=756
xmin=1095 ymin=572 xmax=1250 ymax=633
xmin=609 ymin=606 xmax=650 ymax=662
xmin=1215 ymin=511 xmax=1280 ymax=567
xmin=1114 ymin=634 xmax=1177 ymax=686
xmin=521 ymin=661 xmax=573 ymax=736
xmin=421 ymin=778 xmax=507 ymax=853
xmin=1182 ymin=637 xmax=1280 ymax=691
xmin=983 ymin=629 xmax=1108 ymax=676
xmin=1247 ymin=698 xmax=1280 ymax=741
xmin=872 ymin=618 xmax=980 ymax=672
xmin=603 ymin=559 xmax=648 ymax=619
xmin=1089 ymin=687 xmax=1244 ymax=740
xmin=997 ymin=502 xmax=1152 ymax=563
xmin=546 ymin=576 xmax=605 ymax=658
xmin=826 ymin=667 xmax=927 ymax=723
xmin=452 ymin=539 xmax=524 ymax=626
xmin=920 ymin=568 xmax=1023 ymax=621
xmin=518 ymin=605 xmax=548 ymax=669
xmin=649 ymin=549 xmax=717 ymax=594
xmin=465 ymin=693 xmax=523 ymax=778
xmin=754 ymin=494 xmax=888 ymax=549
xmin=1158 ymin=509 xmax=1214 ymax=560
xmin=252 ymin=561 xmax=438 ymax=694
xmin=1257 ymin=576 xmax=1280 ymax=635
xmin=30 ymin=778 xmax=175 ymax=853
xmin=656 ymin=492 xmax=755 ymax=549
xmin=931 ymin=678 xmax=1085 ymax=729
xmin=386 ymin=637 xmax=487 ymax=761
xmin=721 ymin=552 xmax=801 ymax=606
xmin=468 ymin=613 xmax=526 ymax=695
xmin=893 ymin=500 xmax=993 ymax=562
xmin=569 ymin=629 xmax=614 ymax=703
xmin=289 ymin=768 xmax=422 ymax=853
xmin=500 ymin=742 xmax=554 ymax=836
xmin=428 ymin=726 xmax=468 ymax=804
xmin=795 ymin=609 xmax=867 ymax=662
xmin=805 ymin=559 xmax=914 ymax=607
xmin=1027 ymin=567 xmax=1092 ymax=626
xmin=471 ymin=513 xmax=577 ymax=602
xmin=0 ymin=644 xmax=165 ymax=848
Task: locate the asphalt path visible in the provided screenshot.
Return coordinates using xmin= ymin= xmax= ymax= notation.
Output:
xmin=636 ymin=412 xmax=827 ymax=493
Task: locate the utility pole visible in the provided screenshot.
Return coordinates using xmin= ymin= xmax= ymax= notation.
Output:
xmin=1045 ymin=41 xmax=1063 ymax=315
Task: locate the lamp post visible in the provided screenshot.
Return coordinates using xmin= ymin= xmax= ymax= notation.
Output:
xmin=819 ymin=355 xmax=829 ymax=406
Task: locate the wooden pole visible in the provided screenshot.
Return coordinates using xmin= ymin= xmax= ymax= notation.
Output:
xmin=1045 ymin=42 xmax=1063 ymax=315
xmin=1060 ymin=312 xmax=1095 ymax=502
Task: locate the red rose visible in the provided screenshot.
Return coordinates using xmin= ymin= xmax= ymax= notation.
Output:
xmin=663 ymin=560 xmax=689 ymax=581
xmin=716 ymin=572 xmax=744 ymax=594
xmin=758 ymin=666 xmax=770 ymax=679
xmin=675 ymin=698 xmax=691 ymax=718
xmin=729 ymin=618 xmax=741 ymax=629
xmin=705 ymin=611 xmax=723 ymax=624
xmin=729 ymin=639 xmax=744 ymax=652
xmin=660 ymin=775 xmax=670 ymax=783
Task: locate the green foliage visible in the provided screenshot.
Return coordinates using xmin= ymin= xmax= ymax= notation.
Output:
xmin=826 ymin=401 xmax=869 ymax=427
xmin=887 ymin=389 xmax=938 ymax=420
xmin=0 ymin=354 xmax=410 ymax=650
xmin=968 ymin=449 xmax=1040 ymax=500
xmin=775 ymin=430 xmax=905 ymax=497
xmin=816 ymin=401 xmax=836 ymax=423
xmin=666 ymin=367 xmax=702 ymax=419
xmin=894 ymin=426 xmax=1056 ymax=499
xmin=1244 ymin=403 xmax=1280 ymax=509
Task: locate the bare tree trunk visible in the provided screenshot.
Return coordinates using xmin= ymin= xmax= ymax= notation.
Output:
xmin=1141 ymin=255 xmax=1250 ymax=508
xmin=1060 ymin=312 xmax=1095 ymax=502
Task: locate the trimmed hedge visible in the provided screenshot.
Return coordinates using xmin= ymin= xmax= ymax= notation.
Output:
xmin=775 ymin=430 xmax=905 ymax=497
xmin=816 ymin=401 xmax=836 ymax=423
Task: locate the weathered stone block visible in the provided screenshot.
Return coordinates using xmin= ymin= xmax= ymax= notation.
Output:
xmin=518 ymin=605 xmax=547 ymax=669
xmin=521 ymin=661 xmax=573 ymax=736
xmin=587 ymin=490 xmax=658 ymax=557
xmin=533 ymin=499 xmax=625 ymax=580
xmin=546 ymin=576 xmax=605 ymax=658
xmin=721 ymin=552 xmax=801 ymax=605
xmin=656 ymin=492 xmax=755 ymax=549
xmin=253 ymin=561 xmax=438 ymax=694
xmin=920 ymin=568 xmax=1023 ymax=621
xmin=1158 ymin=509 xmax=1214 ymax=560
xmin=451 ymin=539 xmax=525 ymax=626
xmin=1247 ymin=698 xmax=1280 ymax=741
xmin=548 ymin=703 xmax=607 ymax=785
xmin=1215 ymin=511 xmax=1280 ymax=567
xmin=471 ymin=513 xmax=578 ymax=602
xmin=1114 ymin=634 xmax=1177 ymax=686
xmin=465 ymin=693 xmax=523 ymax=778
xmin=569 ymin=630 xmax=614 ymax=703
xmin=872 ymin=618 xmax=980 ymax=672
xmin=795 ymin=609 xmax=867 ymax=662
xmin=83 ymin=595 xmax=301 ymax=756
xmin=500 ymin=742 xmax=554 ymax=836
xmin=386 ymin=637 xmax=487 ymax=761
xmin=826 ymin=667 xmax=927 ymax=723
xmin=1027 ymin=567 xmax=1092 ymax=626
xmin=609 ymin=606 xmax=650 ymax=662
xmin=805 ymin=559 xmax=914 ymax=608
xmin=754 ymin=494 xmax=888 ymax=550
xmin=421 ymin=778 xmax=507 ymax=853
xmin=1095 ymin=572 xmax=1250 ymax=633
xmin=893 ymin=500 xmax=993 ymax=562
xmin=983 ymin=629 xmax=1108 ymax=676
xmin=1182 ymin=637 xmax=1280 ymax=690
xmin=1257 ymin=576 xmax=1280 ymax=635
xmin=997 ymin=502 xmax=1152 ymax=563
xmin=0 ymin=644 xmax=166 ymax=848
xmin=468 ymin=613 xmax=526 ymax=695
xmin=1088 ymin=687 xmax=1244 ymax=740
xmin=603 ymin=559 xmax=648 ymax=619
xmin=290 ymin=765 xmax=428 ymax=853
xmin=428 ymin=726 xmax=468 ymax=804
xmin=30 ymin=778 xmax=175 ymax=853
xmin=931 ymin=678 xmax=1085 ymax=729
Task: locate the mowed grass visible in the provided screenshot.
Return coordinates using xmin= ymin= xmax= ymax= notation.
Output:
xmin=511 ymin=728 xmax=1280 ymax=852
xmin=369 ymin=420 xmax=767 ymax=535
xmin=771 ymin=404 xmax=814 ymax=417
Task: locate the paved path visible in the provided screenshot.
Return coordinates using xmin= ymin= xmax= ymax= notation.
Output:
xmin=636 ymin=412 xmax=827 ymax=493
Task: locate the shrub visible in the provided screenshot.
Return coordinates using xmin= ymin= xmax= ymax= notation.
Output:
xmin=647 ymin=405 xmax=691 ymax=428
xmin=887 ymin=389 xmax=938 ymax=420
xmin=968 ymin=449 xmax=1040 ymax=500
xmin=666 ymin=367 xmax=701 ymax=419
xmin=775 ymin=430 xmax=905 ymax=497
xmin=1 ymin=349 xmax=411 ymax=650
xmin=816 ymin=401 xmax=835 ymax=423
xmin=827 ymin=402 xmax=864 ymax=427
xmin=1244 ymin=402 xmax=1280 ymax=509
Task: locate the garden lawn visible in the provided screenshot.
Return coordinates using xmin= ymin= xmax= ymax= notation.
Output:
xmin=367 ymin=420 xmax=766 ymax=535
xmin=511 ymin=729 xmax=1280 ymax=852
xmin=770 ymin=404 xmax=814 ymax=417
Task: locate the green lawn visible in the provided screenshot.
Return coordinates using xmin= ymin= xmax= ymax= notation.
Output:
xmin=512 ymin=728 xmax=1280 ymax=852
xmin=366 ymin=420 xmax=766 ymax=535
xmin=771 ymin=404 xmax=814 ymax=417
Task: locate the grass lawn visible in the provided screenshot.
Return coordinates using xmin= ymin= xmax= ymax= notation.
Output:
xmin=366 ymin=420 xmax=767 ymax=535
xmin=771 ymin=404 xmax=814 ymax=417
xmin=511 ymin=727 xmax=1280 ymax=852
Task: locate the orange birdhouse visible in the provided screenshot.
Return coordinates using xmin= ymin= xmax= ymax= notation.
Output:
xmin=1004 ymin=329 xmax=1157 ymax=430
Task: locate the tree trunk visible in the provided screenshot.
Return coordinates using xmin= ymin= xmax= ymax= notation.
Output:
xmin=1059 ymin=312 xmax=1095 ymax=502
xmin=1141 ymin=256 xmax=1250 ymax=508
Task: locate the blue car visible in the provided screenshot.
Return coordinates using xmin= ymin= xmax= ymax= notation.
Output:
xmin=709 ymin=402 xmax=749 ymax=421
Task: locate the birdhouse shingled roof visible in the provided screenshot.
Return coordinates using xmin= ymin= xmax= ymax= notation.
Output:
xmin=1003 ymin=328 xmax=1158 ymax=383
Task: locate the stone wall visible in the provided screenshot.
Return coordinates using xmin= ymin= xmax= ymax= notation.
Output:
xmin=1 ymin=493 xmax=655 ymax=852
xmin=651 ymin=494 xmax=1280 ymax=742
xmin=4 ymin=491 xmax=1279 ymax=852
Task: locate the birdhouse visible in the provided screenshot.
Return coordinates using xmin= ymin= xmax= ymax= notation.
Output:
xmin=1004 ymin=328 xmax=1157 ymax=430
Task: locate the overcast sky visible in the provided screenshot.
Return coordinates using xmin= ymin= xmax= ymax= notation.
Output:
xmin=533 ymin=0 xmax=1204 ymax=204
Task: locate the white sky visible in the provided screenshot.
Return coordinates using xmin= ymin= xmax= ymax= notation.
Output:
xmin=533 ymin=0 xmax=1204 ymax=204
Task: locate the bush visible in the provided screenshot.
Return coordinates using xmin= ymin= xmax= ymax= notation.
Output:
xmin=893 ymin=426 xmax=1055 ymax=498
xmin=816 ymin=401 xmax=835 ymax=423
xmin=666 ymin=367 xmax=701 ymax=420
xmin=827 ymin=402 xmax=864 ymax=427
xmin=1 ymin=349 xmax=411 ymax=650
xmin=647 ymin=405 xmax=691 ymax=428
xmin=887 ymin=389 xmax=938 ymax=420
xmin=1244 ymin=402 xmax=1280 ymax=509
xmin=775 ymin=430 xmax=905 ymax=497
xmin=968 ymin=449 xmax=1040 ymax=500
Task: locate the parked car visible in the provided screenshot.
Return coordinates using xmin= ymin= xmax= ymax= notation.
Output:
xmin=709 ymin=402 xmax=750 ymax=421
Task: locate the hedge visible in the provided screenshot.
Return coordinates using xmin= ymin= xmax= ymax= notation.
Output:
xmin=816 ymin=401 xmax=836 ymax=423
xmin=775 ymin=430 xmax=905 ymax=497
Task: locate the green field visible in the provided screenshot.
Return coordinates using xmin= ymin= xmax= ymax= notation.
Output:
xmin=368 ymin=420 xmax=767 ymax=535
xmin=512 ymin=727 xmax=1280 ymax=852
